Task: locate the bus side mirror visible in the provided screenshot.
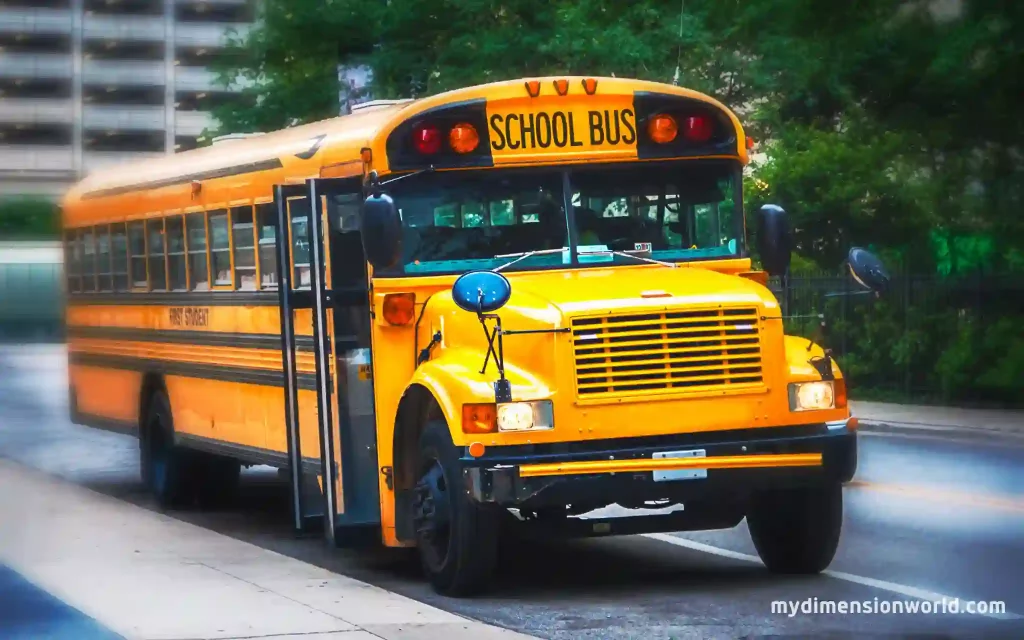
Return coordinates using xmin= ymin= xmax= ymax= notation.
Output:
xmin=451 ymin=270 xmax=512 ymax=315
xmin=756 ymin=204 xmax=792 ymax=277
xmin=847 ymin=247 xmax=890 ymax=294
xmin=360 ymin=193 xmax=402 ymax=270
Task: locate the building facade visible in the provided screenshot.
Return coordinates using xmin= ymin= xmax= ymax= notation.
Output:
xmin=0 ymin=0 xmax=253 ymax=199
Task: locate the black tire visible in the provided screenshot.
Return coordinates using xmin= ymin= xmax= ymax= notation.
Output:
xmin=412 ymin=420 xmax=499 ymax=596
xmin=747 ymin=482 xmax=843 ymax=574
xmin=194 ymin=452 xmax=241 ymax=509
xmin=141 ymin=390 xmax=197 ymax=509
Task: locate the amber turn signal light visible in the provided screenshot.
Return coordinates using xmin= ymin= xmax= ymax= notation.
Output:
xmin=382 ymin=292 xmax=415 ymax=326
xmin=462 ymin=403 xmax=497 ymax=434
xmin=835 ymin=377 xmax=848 ymax=409
xmin=648 ymin=113 xmax=678 ymax=144
xmin=449 ymin=122 xmax=480 ymax=154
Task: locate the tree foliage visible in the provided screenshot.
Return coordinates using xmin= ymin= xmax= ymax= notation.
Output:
xmin=211 ymin=0 xmax=1024 ymax=272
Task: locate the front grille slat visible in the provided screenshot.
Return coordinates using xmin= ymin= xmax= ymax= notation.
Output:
xmin=571 ymin=307 xmax=765 ymax=400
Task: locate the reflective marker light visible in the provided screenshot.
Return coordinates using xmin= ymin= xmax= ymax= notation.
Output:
xmin=449 ymin=122 xmax=480 ymax=154
xmin=582 ymin=78 xmax=598 ymax=95
xmin=647 ymin=113 xmax=678 ymax=144
xmin=462 ymin=403 xmax=497 ymax=434
xmin=382 ymin=292 xmax=415 ymax=325
xmin=525 ymin=80 xmax=541 ymax=98
xmin=683 ymin=115 xmax=714 ymax=142
xmin=553 ymin=79 xmax=569 ymax=96
xmin=496 ymin=400 xmax=554 ymax=432
xmin=412 ymin=123 xmax=441 ymax=154
xmin=788 ymin=381 xmax=836 ymax=412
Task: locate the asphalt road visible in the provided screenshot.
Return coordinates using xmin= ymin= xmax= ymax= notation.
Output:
xmin=2 ymin=344 xmax=1022 ymax=639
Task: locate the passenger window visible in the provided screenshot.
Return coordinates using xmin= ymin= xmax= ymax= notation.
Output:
xmin=166 ymin=216 xmax=187 ymax=291
xmin=231 ymin=206 xmax=256 ymax=290
xmin=65 ymin=230 xmax=81 ymax=294
xmin=289 ymin=199 xmax=311 ymax=289
xmin=209 ymin=210 xmax=231 ymax=286
xmin=186 ymin=212 xmax=209 ymax=290
xmin=81 ymin=228 xmax=97 ymax=292
xmin=96 ymin=226 xmax=112 ymax=291
xmin=111 ymin=224 xmax=128 ymax=291
xmin=147 ymin=219 xmax=166 ymax=291
xmin=128 ymin=222 xmax=147 ymax=289
xmin=256 ymin=203 xmax=278 ymax=289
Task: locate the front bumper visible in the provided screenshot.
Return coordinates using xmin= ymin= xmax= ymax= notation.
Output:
xmin=461 ymin=421 xmax=856 ymax=509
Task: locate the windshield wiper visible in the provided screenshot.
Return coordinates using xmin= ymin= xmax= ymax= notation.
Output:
xmin=579 ymin=248 xmax=677 ymax=268
xmin=493 ymin=247 xmax=566 ymax=272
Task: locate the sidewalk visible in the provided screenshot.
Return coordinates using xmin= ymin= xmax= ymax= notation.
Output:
xmin=0 ymin=459 xmax=534 ymax=640
xmin=851 ymin=400 xmax=1024 ymax=438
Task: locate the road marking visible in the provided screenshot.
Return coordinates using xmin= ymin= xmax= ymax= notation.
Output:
xmin=643 ymin=533 xmax=1022 ymax=621
xmin=848 ymin=480 xmax=1024 ymax=514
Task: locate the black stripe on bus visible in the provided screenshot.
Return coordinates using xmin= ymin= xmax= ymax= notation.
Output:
xmin=174 ymin=433 xmax=323 ymax=474
xmin=67 ymin=326 xmax=316 ymax=352
xmin=67 ymin=291 xmax=280 ymax=307
xmin=81 ymin=158 xmax=285 ymax=200
xmin=69 ymin=352 xmax=317 ymax=390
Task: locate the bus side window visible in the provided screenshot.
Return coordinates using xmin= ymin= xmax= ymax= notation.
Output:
xmin=208 ymin=210 xmax=231 ymax=286
xmin=65 ymin=229 xmax=81 ymax=294
xmin=186 ymin=212 xmax=209 ymax=291
xmin=231 ymin=205 xmax=256 ymax=290
xmin=289 ymin=200 xmax=311 ymax=289
xmin=128 ymin=221 xmax=147 ymax=289
xmin=81 ymin=227 xmax=97 ymax=292
xmin=147 ymin=218 xmax=167 ymax=291
xmin=255 ymin=203 xmax=278 ymax=289
xmin=166 ymin=216 xmax=187 ymax=291
xmin=96 ymin=225 xmax=112 ymax=291
xmin=111 ymin=224 xmax=128 ymax=291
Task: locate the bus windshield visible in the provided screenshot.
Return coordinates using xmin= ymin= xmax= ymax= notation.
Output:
xmin=383 ymin=160 xmax=742 ymax=275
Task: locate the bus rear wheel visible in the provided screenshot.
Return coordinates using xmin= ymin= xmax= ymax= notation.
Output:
xmin=141 ymin=390 xmax=197 ymax=509
xmin=746 ymin=481 xmax=843 ymax=574
xmin=412 ymin=420 xmax=499 ymax=596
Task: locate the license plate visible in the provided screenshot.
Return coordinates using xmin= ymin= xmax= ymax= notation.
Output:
xmin=653 ymin=449 xmax=708 ymax=482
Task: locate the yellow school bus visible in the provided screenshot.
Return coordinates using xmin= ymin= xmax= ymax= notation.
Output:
xmin=62 ymin=76 xmax=879 ymax=596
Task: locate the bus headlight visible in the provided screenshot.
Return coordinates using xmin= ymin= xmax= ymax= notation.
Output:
xmin=496 ymin=400 xmax=554 ymax=432
xmin=789 ymin=381 xmax=835 ymax=412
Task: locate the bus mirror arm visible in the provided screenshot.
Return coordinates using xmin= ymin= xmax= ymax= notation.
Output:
xmin=476 ymin=311 xmax=513 ymax=403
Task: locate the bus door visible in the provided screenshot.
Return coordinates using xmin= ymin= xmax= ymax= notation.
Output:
xmin=274 ymin=178 xmax=380 ymax=544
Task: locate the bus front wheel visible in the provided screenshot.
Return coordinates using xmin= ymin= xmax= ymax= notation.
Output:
xmin=412 ymin=420 xmax=499 ymax=596
xmin=746 ymin=481 xmax=843 ymax=574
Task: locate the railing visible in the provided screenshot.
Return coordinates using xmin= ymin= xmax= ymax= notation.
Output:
xmin=0 ymin=99 xmax=74 ymax=125
xmin=0 ymin=145 xmax=74 ymax=172
xmin=83 ymin=15 xmax=165 ymax=41
xmin=0 ymin=7 xmax=72 ymax=35
xmin=0 ymin=53 xmax=74 ymax=80
xmin=768 ymin=270 xmax=1024 ymax=407
xmin=83 ymin=105 xmax=166 ymax=131
xmin=82 ymin=59 xmax=165 ymax=86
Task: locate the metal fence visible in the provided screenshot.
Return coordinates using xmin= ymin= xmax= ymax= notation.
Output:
xmin=769 ymin=270 xmax=1024 ymax=407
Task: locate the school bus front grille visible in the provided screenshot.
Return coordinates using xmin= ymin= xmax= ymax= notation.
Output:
xmin=571 ymin=308 xmax=764 ymax=400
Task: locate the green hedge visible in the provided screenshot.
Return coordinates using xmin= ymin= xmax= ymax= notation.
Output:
xmin=0 ymin=198 xmax=61 ymax=240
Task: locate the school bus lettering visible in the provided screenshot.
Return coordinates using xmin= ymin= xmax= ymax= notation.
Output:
xmin=168 ymin=307 xmax=209 ymax=327
xmin=490 ymin=109 xmax=634 ymax=152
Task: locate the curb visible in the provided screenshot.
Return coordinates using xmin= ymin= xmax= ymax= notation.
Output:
xmin=857 ymin=419 xmax=1024 ymax=443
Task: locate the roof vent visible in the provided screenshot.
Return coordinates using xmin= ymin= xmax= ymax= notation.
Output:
xmin=350 ymin=99 xmax=413 ymax=112
xmin=211 ymin=132 xmax=266 ymax=145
